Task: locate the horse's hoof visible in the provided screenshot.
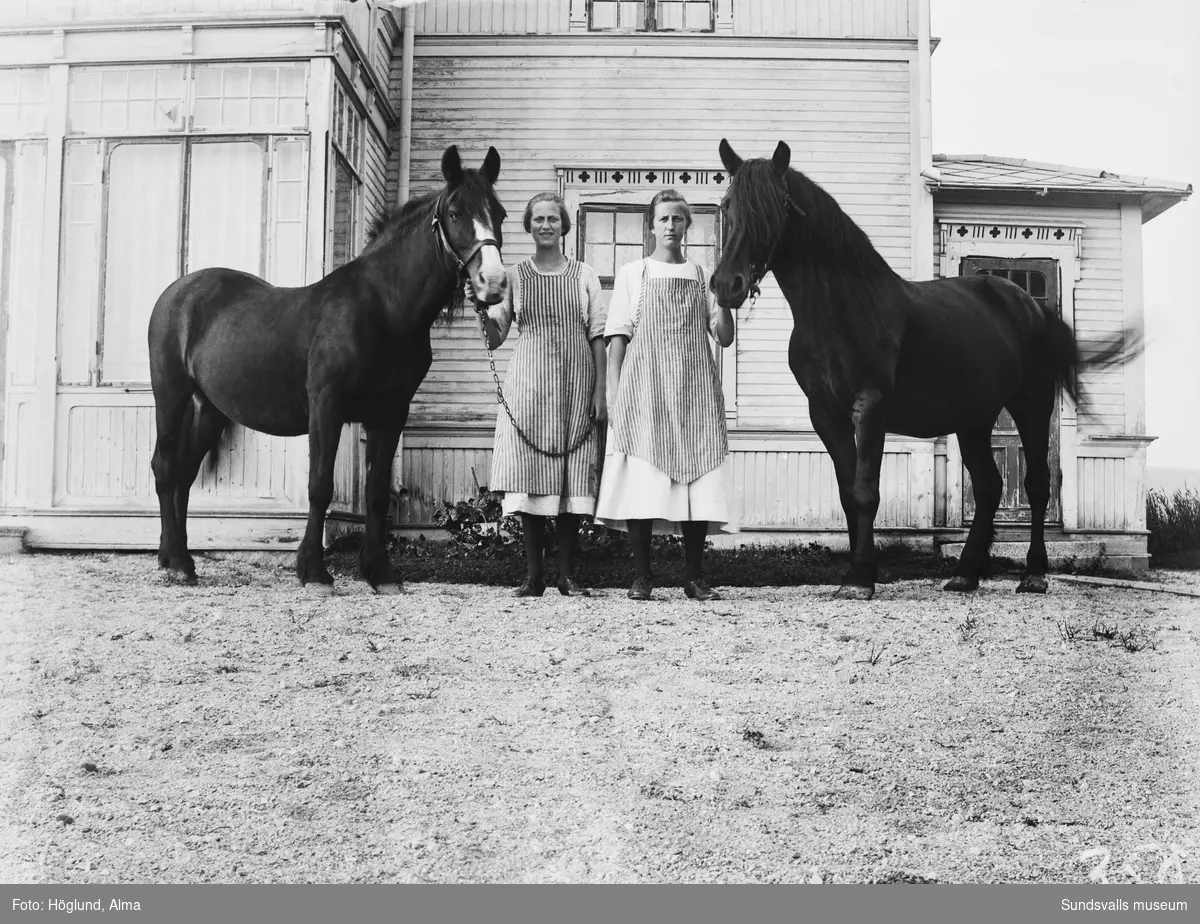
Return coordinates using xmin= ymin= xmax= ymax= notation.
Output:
xmin=834 ymin=583 xmax=875 ymax=601
xmin=303 ymin=582 xmax=335 ymax=597
xmin=374 ymin=582 xmax=406 ymax=596
xmin=165 ymin=569 xmax=197 ymax=586
xmin=943 ymin=576 xmax=979 ymax=593
xmin=1017 ymin=575 xmax=1049 ymax=594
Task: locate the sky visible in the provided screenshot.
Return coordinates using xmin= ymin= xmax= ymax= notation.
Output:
xmin=930 ymin=0 xmax=1200 ymax=470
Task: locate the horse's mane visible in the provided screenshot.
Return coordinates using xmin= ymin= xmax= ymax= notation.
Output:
xmin=731 ymin=160 xmax=903 ymax=398
xmin=359 ymin=185 xmax=467 ymax=323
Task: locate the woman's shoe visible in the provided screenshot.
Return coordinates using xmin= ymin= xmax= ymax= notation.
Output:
xmin=628 ymin=576 xmax=654 ymax=601
xmin=513 ymin=579 xmax=546 ymax=598
xmin=683 ymin=580 xmax=721 ymax=601
xmin=557 ymin=576 xmax=591 ymax=597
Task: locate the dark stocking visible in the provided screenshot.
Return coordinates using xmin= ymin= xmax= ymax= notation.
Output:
xmin=628 ymin=518 xmax=653 ymax=579
xmin=521 ymin=514 xmax=545 ymax=584
xmin=682 ymin=521 xmax=708 ymax=581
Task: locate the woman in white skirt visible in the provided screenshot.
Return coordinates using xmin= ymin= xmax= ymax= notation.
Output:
xmin=480 ymin=193 xmax=607 ymax=597
xmin=595 ymin=189 xmax=737 ymax=601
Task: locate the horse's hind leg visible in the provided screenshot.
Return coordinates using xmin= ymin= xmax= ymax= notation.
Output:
xmin=359 ymin=426 xmax=403 ymax=593
xmin=171 ymin=393 xmax=229 ymax=580
xmin=1009 ymin=396 xmax=1053 ymax=594
xmin=946 ymin=426 xmax=1002 ymax=593
xmin=296 ymin=389 xmax=343 ymax=591
xmin=151 ymin=387 xmax=192 ymax=579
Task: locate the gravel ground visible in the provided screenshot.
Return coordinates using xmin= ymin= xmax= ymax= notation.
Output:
xmin=1 ymin=551 xmax=1197 ymax=883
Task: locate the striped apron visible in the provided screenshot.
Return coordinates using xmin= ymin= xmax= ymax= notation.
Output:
xmin=610 ymin=261 xmax=727 ymax=485
xmin=489 ymin=260 xmax=598 ymax=498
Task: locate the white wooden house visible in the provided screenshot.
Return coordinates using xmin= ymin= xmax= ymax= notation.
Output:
xmin=1 ymin=0 xmax=1191 ymax=569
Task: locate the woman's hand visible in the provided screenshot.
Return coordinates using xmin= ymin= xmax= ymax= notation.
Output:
xmin=591 ymin=387 xmax=608 ymax=424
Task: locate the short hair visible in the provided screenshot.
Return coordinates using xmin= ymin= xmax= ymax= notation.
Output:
xmin=649 ymin=188 xmax=692 ymax=230
xmin=523 ymin=192 xmax=571 ymax=235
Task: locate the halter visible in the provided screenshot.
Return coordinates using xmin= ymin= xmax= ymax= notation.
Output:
xmin=430 ymin=193 xmax=502 ymax=278
xmin=733 ymin=181 xmax=806 ymax=303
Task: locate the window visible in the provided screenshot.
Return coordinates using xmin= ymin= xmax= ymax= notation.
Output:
xmin=578 ymin=203 xmax=722 ymax=287
xmin=589 ymin=0 xmax=714 ymax=32
xmin=68 ymin=63 xmax=306 ymax=135
xmin=58 ymin=136 xmax=307 ymax=386
xmin=329 ymin=81 xmax=364 ymax=270
xmin=0 ymin=68 xmax=48 ymax=137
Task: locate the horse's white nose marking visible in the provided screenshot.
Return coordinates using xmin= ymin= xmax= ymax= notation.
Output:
xmin=474 ymin=218 xmax=504 ymax=284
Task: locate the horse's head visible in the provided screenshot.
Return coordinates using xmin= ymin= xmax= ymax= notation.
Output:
xmin=438 ymin=145 xmax=508 ymax=304
xmin=711 ymin=139 xmax=797 ymax=310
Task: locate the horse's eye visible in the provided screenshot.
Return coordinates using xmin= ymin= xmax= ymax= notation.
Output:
xmin=448 ymin=210 xmax=459 ymax=220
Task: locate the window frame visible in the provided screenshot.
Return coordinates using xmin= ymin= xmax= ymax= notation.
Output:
xmin=587 ymin=0 xmax=716 ymax=34
xmin=576 ymin=201 xmax=722 ymax=288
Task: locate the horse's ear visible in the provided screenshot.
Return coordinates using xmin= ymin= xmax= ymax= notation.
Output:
xmin=772 ymin=141 xmax=791 ymax=177
xmin=441 ymin=145 xmax=464 ymax=188
xmin=481 ymin=146 xmax=501 ymax=185
xmin=718 ymin=138 xmax=742 ymax=176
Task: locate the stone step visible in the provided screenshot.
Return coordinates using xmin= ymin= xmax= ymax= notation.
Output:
xmin=0 ymin=526 xmax=28 ymax=554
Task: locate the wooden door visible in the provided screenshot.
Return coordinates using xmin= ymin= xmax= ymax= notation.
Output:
xmin=959 ymin=257 xmax=1062 ymax=524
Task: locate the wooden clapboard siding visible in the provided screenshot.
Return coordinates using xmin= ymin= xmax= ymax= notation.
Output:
xmin=731 ymin=448 xmax=914 ymax=528
xmin=413 ymin=1 xmax=572 ymax=34
xmin=398 ymin=444 xmax=494 ymax=525
xmin=733 ymin=0 xmax=917 ymax=38
xmin=933 ymin=203 xmax=1126 ymax=432
xmin=407 ymin=49 xmax=913 ymax=428
xmin=392 ymin=442 xmax=921 ymax=528
xmin=362 ymin=120 xmax=391 ymax=253
xmin=57 ymin=402 xmax=300 ymax=507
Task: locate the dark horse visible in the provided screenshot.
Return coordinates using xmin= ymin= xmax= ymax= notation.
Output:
xmin=149 ymin=146 xmax=508 ymax=592
xmin=712 ymin=139 xmax=1129 ymax=600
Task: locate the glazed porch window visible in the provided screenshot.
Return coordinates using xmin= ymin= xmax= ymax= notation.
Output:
xmin=589 ymin=0 xmax=715 ymax=32
xmin=57 ymin=64 xmax=311 ymax=387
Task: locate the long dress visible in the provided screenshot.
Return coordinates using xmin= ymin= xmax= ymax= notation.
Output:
xmin=485 ymin=257 xmax=606 ymax=516
xmin=595 ymin=257 xmax=738 ymax=536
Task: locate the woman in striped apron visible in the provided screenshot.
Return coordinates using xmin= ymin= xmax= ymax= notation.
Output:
xmin=596 ymin=189 xmax=738 ymax=601
xmin=480 ymin=193 xmax=607 ymax=597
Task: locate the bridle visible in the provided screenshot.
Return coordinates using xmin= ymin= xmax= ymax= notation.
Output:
xmin=726 ymin=178 xmax=806 ymax=303
xmin=430 ymin=192 xmax=502 ymax=279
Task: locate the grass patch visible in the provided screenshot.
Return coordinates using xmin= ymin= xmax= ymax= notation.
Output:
xmin=1147 ymin=487 xmax=1200 ymax=566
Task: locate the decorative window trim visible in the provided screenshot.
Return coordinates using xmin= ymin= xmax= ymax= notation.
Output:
xmin=558 ymin=165 xmax=730 ymax=190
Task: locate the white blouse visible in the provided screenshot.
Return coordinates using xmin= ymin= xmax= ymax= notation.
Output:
xmin=603 ymin=258 xmax=723 ymax=340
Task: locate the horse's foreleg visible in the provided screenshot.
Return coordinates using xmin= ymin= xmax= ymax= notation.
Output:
xmin=360 ymin=426 xmax=403 ymax=593
xmin=151 ymin=391 xmax=193 ymax=582
xmin=947 ymin=426 xmax=1002 ymax=592
xmin=838 ymin=388 xmax=887 ymax=600
xmin=809 ymin=404 xmax=862 ymax=587
xmin=1011 ymin=399 xmax=1053 ymax=594
xmin=297 ymin=390 xmax=343 ymax=591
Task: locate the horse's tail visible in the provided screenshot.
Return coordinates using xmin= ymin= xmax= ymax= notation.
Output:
xmin=1039 ymin=309 xmax=1143 ymax=414
xmin=1040 ymin=313 xmax=1080 ymax=406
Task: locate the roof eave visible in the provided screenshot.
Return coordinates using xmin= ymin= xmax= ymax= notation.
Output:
xmin=932 ymin=183 xmax=1191 ymax=221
